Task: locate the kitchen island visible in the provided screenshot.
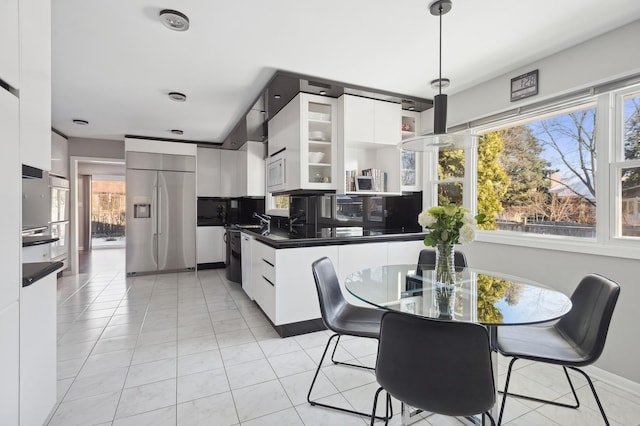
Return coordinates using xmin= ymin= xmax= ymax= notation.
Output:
xmin=241 ymin=227 xmax=426 ymax=336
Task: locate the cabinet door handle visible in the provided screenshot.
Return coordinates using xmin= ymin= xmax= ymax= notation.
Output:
xmin=262 ymin=276 xmax=275 ymax=287
xmin=262 ymin=259 xmax=274 ymax=267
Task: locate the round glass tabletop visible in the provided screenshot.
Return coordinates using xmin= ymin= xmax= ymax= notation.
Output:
xmin=345 ymin=264 xmax=572 ymax=325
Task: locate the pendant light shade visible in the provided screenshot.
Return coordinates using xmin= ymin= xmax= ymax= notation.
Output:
xmin=399 ymin=0 xmax=478 ymax=152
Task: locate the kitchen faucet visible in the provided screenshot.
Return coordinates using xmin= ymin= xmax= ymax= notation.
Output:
xmin=253 ymin=212 xmax=271 ymax=234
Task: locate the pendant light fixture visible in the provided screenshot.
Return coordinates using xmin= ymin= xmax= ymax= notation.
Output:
xmin=399 ymin=0 xmax=477 ymax=152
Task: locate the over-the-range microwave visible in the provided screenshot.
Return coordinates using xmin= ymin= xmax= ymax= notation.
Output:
xmin=266 ymin=152 xmax=286 ymax=192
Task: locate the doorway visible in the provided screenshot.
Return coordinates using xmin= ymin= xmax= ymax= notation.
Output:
xmin=90 ymin=175 xmax=126 ymax=249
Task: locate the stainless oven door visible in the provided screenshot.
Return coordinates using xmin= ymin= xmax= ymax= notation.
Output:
xmin=49 ymin=221 xmax=69 ymax=262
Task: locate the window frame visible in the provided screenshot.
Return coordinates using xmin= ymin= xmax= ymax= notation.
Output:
xmin=610 ymin=86 xmax=640 ymax=244
xmin=430 ymin=85 xmax=640 ymax=260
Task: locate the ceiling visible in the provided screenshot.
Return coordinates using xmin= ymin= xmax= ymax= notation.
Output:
xmin=52 ymin=0 xmax=640 ymax=146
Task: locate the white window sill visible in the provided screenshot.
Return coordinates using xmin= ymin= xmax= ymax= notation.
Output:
xmin=475 ymin=230 xmax=640 ymax=260
xmin=266 ymin=208 xmax=288 ymax=217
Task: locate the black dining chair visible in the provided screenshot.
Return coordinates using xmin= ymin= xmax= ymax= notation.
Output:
xmin=497 ymin=273 xmax=620 ymax=425
xmin=417 ymin=248 xmax=467 ymax=271
xmin=309 ymin=257 xmax=391 ymax=421
xmin=371 ymin=311 xmax=496 ymax=426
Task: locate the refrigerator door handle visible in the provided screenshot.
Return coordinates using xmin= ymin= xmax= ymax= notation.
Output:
xmin=152 ymin=185 xmax=158 ymax=235
xmin=157 ymin=186 xmax=162 ymax=235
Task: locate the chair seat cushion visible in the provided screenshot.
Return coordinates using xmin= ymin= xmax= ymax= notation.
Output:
xmin=328 ymin=304 xmax=384 ymax=338
xmin=497 ymin=324 xmax=590 ymax=365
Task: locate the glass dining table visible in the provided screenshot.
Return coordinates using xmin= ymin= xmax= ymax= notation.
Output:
xmin=344 ymin=264 xmax=573 ymax=424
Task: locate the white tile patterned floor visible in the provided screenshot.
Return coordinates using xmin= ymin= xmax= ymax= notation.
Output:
xmin=48 ymin=249 xmax=640 ymax=425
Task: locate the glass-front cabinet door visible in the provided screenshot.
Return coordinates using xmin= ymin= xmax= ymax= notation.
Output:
xmin=401 ymin=110 xmax=422 ymax=192
xmin=300 ymin=94 xmax=337 ymax=190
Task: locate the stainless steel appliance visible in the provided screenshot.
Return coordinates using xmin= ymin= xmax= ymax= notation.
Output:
xmin=126 ymin=152 xmax=196 ymax=275
xmin=49 ymin=175 xmax=70 ymax=267
xmin=224 ymin=227 xmax=242 ymax=283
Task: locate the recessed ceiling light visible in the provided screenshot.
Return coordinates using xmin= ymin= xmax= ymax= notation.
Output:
xmin=168 ymin=92 xmax=187 ymax=102
xmin=408 ymin=106 xmax=416 ymax=111
xmin=273 ymin=94 xmax=281 ymax=99
xmin=159 ymin=9 xmax=190 ymax=31
xmin=73 ymin=119 xmax=89 ymax=125
xmin=171 ymin=129 xmax=184 ymax=135
xmin=319 ymin=90 xmax=327 ymax=96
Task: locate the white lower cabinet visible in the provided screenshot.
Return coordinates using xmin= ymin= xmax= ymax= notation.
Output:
xmin=196 ymin=226 xmax=225 ymax=264
xmin=0 ymin=302 xmax=19 ymax=426
xmin=337 ymin=242 xmax=389 ymax=307
xmin=250 ymin=241 xmax=339 ymax=326
xmin=20 ymin=273 xmax=57 ymax=426
xmin=249 ymin=239 xmax=423 ymax=328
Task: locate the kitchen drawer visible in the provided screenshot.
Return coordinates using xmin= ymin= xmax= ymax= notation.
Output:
xmin=258 ymin=274 xmax=275 ymax=321
xmin=258 ymin=256 xmax=276 ymax=284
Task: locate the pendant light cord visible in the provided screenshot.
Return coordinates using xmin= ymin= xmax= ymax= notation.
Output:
xmin=438 ymin=4 xmax=443 ymax=96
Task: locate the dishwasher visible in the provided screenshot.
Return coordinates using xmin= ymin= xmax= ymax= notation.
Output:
xmin=225 ymin=227 xmax=242 ymax=283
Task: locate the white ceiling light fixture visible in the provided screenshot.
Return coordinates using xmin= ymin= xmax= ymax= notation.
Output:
xmin=170 ymin=129 xmax=184 ymax=135
xmin=399 ymin=0 xmax=478 ymax=151
xmin=159 ymin=9 xmax=190 ymax=32
xmin=168 ymin=92 xmax=187 ymax=102
xmin=73 ymin=119 xmax=89 ymax=125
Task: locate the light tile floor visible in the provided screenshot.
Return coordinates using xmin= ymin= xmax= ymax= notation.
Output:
xmin=48 ymin=249 xmax=640 ymax=425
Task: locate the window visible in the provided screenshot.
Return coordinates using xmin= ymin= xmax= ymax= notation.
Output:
xmin=477 ymin=105 xmax=597 ymax=237
xmin=437 ymin=147 xmax=465 ymax=206
xmin=266 ymin=193 xmax=289 ymax=217
xmin=617 ymin=91 xmax=640 ymax=238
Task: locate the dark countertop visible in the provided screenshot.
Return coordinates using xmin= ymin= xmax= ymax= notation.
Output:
xmin=23 ymin=261 xmax=64 ymax=287
xmin=22 ymin=235 xmax=59 ymax=247
xmin=243 ymin=226 xmax=426 ymax=249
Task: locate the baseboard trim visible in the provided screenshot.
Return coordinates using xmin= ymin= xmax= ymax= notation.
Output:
xmin=197 ymin=262 xmax=225 ymax=270
xmin=585 ymin=365 xmax=640 ymax=397
xmin=252 ymin=301 xmax=326 ymax=337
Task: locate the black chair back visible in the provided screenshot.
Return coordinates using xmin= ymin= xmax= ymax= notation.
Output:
xmin=375 ymin=311 xmax=495 ymax=417
xmin=311 ymin=257 xmax=349 ymax=333
xmin=417 ymin=248 xmax=467 ymax=274
xmin=556 ymin=273 xmax=620 ymax=365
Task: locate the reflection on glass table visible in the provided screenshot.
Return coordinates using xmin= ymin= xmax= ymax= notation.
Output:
xmin=345 ymin=264 xmax=572 ymax=326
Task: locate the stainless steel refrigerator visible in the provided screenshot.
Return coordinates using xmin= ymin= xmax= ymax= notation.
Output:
xmin=126 ymin=152 xmax=196 ymax=275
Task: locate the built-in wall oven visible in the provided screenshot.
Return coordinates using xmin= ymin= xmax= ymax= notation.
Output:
xmin=49 ymin=175 xmax=69 ymax=266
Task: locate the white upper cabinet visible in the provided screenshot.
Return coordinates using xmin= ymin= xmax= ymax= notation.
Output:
xmin=0 ymin=0 xmax=19 ymax=88
xmin=50 ymin=131 xmax=69 ymax=178
xmin=341 ymin=95 xmax=401 ymax=145
xmin=220 ymin=149 xmax=237 ymax=197
xmin=338 ymin=95 xmax=402 ymax=195
xmin=267 ymin=93 xmax=338 ymax=192
xmin=0 ymin=88 xmax=20 ymax=308
xmin=197 ymin=147 xmax=221 ymax=197
xmin=236 ymin=141 xmax=265 ymax=197
xmin=19 ymin=0 xmax=51 ymax=171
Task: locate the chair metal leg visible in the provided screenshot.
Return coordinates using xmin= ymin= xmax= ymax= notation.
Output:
xmin=499 ymin=358 xmax=609 ymax=425
xmin=330 ymin=334 xmax=375 ymax=371
xmin=309 ymin=333 xmax=389 ymax=421
xmin=568 ymin=366 xmax=610 ymax=426
xmin=370 ymin=386 xmax=385 ymax=425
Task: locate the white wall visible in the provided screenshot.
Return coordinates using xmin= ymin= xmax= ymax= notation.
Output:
xmin=421 ymin=19 xmax=640 ymax=132
xmin=464 ymin=242 xmax=639 ymax=385
xmin=431 ymin=19 xmax=640 ymax=386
